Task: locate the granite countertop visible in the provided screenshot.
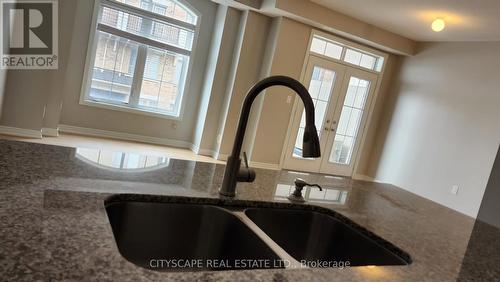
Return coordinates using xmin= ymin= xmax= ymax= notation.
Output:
xmin=0 ymin=140 xmax=479 ymax=281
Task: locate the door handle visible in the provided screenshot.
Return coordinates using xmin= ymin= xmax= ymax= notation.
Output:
xmin=330 ymin=120 xmax=337 ymax=132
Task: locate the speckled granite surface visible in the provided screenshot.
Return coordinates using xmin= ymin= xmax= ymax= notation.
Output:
xmin=0 ymin=139 xmax=489 ymax=281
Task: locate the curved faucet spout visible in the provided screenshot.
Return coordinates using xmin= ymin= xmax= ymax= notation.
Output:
xmin=219 ymin=75 xmax=321 ymax=197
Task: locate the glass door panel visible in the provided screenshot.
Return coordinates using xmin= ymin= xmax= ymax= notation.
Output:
xmin=283 ymin=56 xmax=346 ymax=172
xmin=319 ymin=68 xmax=378 ymax=176
xmin=293 ymin=66 xmax=335 ymax=157
xmin=329 ymin=77 xmax=370 ymax=165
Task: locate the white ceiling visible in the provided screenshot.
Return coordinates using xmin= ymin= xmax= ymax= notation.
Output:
xmin=311 ymin=0 xmax=500 ymax=41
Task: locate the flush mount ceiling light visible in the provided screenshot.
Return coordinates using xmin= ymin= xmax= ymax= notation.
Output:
xmin=431 ymin=18 xmax=446 ymax=32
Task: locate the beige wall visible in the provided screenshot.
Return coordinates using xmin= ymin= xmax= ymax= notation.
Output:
xmin=216 ymin=10 xmax=272 ymax=157
xmin=243 ymin=16 xmax=281 ymax=160
xmin=0 ymin=0 xmax=79 ymax=131
xmin=0 ymin=68 xmax=50 ymax=130
xmin=43 ymin=0 xmax=78 ymax=132
xmin=251 ymin=18 xmax=311 ymax=164
xmin=371 ymin=42 xmax=500 ymax=218
xmin=265 ymin=0 xmax=416 ymax=55
xmin=356 ymin=54 xmax=402 ymax=177
xmin=234 ymin=0 xmax=262 ymax=9
xmin=194 ymin=6 xmax=242 ymax=155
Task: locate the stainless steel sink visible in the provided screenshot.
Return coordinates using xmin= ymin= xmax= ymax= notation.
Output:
xmin=105 ymin=201 xmax=283 ymax=272
xmin=245 ymin=207 xmax=410 ymax=266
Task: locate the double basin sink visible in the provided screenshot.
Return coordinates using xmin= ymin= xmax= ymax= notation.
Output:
xmin=105 ymin=194 xmax=411 ymax=272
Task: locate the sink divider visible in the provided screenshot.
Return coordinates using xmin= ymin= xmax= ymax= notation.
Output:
xmin=232 ymin=211 xmax=303 ymax=269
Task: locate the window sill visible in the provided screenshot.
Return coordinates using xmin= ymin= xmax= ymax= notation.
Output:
xmin=79 ymin=99 xmax=182 ymax=120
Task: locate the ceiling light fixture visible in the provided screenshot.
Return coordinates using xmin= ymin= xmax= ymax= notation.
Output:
xmin=431 ymin=18 xmax=446 ymax=32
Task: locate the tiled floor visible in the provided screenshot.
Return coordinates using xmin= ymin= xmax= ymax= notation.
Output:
xmin=0 ymin=133 xmax=224 ymax=165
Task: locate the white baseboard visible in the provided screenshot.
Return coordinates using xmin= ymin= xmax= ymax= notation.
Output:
xmin=214 ymin=154 xmax=281 ymax=171
xmin=58 ymin=124 xmax=192 ymax=149
xmin=198 ymin=148 xmax=216 ymax=157
xmin=190 ymin=143 xmax=216 ymax=157
xmin=41 ymin=127 xmax=59 ymax=137
xmin=249 ymin=161 xmax=281 ymax=170
xmin=0 ymin=126 xmax=42 ymax=138
xmin=190 ymin=143 xmax=200 ymax=154
xmin=216 ymin=153 xmax=229 ymax=161
xmin=352 ymin=173 xmax=375 ymax=182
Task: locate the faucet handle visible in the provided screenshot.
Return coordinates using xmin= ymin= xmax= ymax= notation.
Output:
xmin=237 ymin=152 xmax=256 ymax=183
xmin=242 ymin=152 xmax=250 ymax=168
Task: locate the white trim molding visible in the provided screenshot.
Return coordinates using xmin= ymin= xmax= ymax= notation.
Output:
xmin=198 ymin=148 xmax=216 ymax=157
xmin=352 ymin=174 xmax=375 ymax=182
xmin=249 ymin=161 xmax=281 ymax=171
xmin=190 ymin=143 xmax=201 ymax=154
xmin=41 ymin=127 xmax=59 ymax=137
xmin=58 ymin=124 xmax=192 ymax=149
xmin=0 ymin=126 xmax=42 ymax=139
xmin=190 ymin=143 xmax=216 ymax=158
xmin=216 ymin=154 xmax=281 ymax=171
xmin=216 ymin=152 xmax=229 ymax=161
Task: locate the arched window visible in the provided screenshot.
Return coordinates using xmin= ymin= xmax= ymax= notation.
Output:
xmin=81 ymin=0 xmax=199 ymax=117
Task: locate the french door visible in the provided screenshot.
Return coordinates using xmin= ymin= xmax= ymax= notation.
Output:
xmin=283 ymin=55 xmax=378 ymax=177
xmin=283 ymin=56 xmax=346 ymax=172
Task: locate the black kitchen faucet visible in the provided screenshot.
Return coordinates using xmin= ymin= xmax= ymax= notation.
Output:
xmin=219 ymin=75 xmax=321 ymax=197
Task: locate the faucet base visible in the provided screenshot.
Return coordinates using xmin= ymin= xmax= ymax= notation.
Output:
xmin=218 ymin=189 xmax=236 ymax=197
xmin=287 ymin=194 xmax=306 ymax=203
xmin=219 ymin=156 xmax=241 ymax=198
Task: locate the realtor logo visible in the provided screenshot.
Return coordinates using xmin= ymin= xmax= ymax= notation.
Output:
xmin=1 ymin=0 xmax=58 ymax=69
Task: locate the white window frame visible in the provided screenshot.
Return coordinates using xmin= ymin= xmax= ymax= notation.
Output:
xmin=79 ymin=0 xmax=201 ymax=120
xmin=308 ymin=30 xmax=388 ymax=74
